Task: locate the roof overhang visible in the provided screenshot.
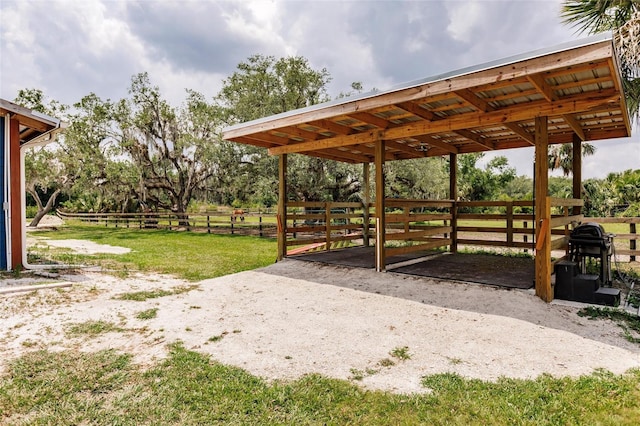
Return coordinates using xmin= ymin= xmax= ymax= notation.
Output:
xmin=0 ymin=98 xmax=65 ymax=145
xmin=223 ymin=34 xmax=632 ymax=164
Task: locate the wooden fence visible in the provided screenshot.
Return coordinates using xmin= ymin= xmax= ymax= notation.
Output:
xmin=55 ymin=205 xmax=639 ymax=261
xmin=383 ymin=199 xmax=453 ymax=257
xmin=56 ymin=210 xmax=277 ymax=238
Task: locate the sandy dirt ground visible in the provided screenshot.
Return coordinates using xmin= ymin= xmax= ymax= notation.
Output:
xmin=2 ymin=237 xmax=640 ymax=394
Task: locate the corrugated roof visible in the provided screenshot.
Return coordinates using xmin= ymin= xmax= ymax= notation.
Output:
xmin=223 ymin=34 xmax=632 ymax=163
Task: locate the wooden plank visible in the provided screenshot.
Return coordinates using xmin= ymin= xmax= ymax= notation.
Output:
xmin=551 ymin=236 xmax=569 ymax=250
xmin=384 ymin=199 xmax=454 ymax=208
xmin=456 ymin=239 xmax=533 ymax=249
xmin=550 ymin=215 xmax=581 ymax=228
xmin=385 ymin=226 xmax=452 ymax=241
xmin=549 ymin=197 xmax=584 ymax=207
xmin=384 ymin=139 xmax=428 ymax=157
xmin=386 ymin=239 xmax=452 ymax=257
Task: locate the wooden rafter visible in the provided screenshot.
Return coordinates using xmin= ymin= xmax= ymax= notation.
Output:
xmin=526 ymin=73 xmax=555 ymax=102
xmin=347 ymin=111 xmax=391 ymax=129
xmin=562 ymin=114 xmax=586 ymax=141
xmin=268 ymin=89 xmax=618 ymax=156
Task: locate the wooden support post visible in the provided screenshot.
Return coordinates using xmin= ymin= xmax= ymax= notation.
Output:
xmin=277 ymin=154 xmax=287 ymax=261
xmin=572 ymin=133 xmax=582 ymax=216
xmin=534 ymin=116 xmax=553 ymax=302
xmin=9 ymin=118 xmax=21 ymax=270
xmin=363 ymin=162 xmax=370 ymax=247
xmin=449 ymin=153 xmax=458 ymax=253
xmin=375 ymin=139 xmax=386 ymax=272
xmin=325 ymin=202 xmax=332 ymax=251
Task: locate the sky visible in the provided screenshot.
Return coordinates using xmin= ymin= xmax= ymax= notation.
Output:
xmin=1 ymin=0 xmax=637 ymax=179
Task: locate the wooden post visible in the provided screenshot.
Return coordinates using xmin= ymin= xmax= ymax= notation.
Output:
xmin=506 ymin=201 xmax=514 ymax=246
xmin=572 ymin=133 xmax=582 ymax=216
xmin=375 ymin=139 xmax=386 ymax=272
xmin=362 ymin=162 xmax=370 ymax=247
xmin=277 ymin=154 xmax=287 ymax=261
xmin=534 ymin=116 xmax=553 ymax=302
xmin=449 ymin=153 xmax=458 ymax=253
xmin=325 ymin=202 xmax=332 ymax=251
xmin=631 ymin=223 xmax=637 ymax=262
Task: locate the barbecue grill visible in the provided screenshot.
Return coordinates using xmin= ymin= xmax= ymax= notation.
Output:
xmin=569 ymin=222 xmax=613 ymax=285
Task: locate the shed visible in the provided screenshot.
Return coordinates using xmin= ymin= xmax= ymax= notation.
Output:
xmin=223 ymin=34 xmax=633 ymax=302
xmin=0 ymin=99 xmax=64 ymax=270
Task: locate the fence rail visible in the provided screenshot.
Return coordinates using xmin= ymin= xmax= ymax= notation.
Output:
xmin=56 ymin=210 xmax=277 ymax=238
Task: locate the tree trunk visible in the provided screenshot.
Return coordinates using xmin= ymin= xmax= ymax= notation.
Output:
xmin=28 ymin=189 xmax=61 ymax=227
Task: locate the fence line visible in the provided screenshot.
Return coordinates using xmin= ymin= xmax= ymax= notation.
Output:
xmin=56 ymin=210 xmax=278 ymax=238
xmin=55 ymin=207 xmax=639 ymax=260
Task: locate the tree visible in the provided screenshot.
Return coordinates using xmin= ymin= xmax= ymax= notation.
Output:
xmin=113 ymin=73 xmax=222 ymax=222
xmin=561 ymin=0 xmax=640 ymax=124
xmin=218 ymin=55 xmax=363 ymax=204
xmin=14 ymin=89 xmax=69 ymax=226
xmin=456 ymin=154 xmax=516 ymax=202
xmin=548 ymin=143 xmax=596 ymax=175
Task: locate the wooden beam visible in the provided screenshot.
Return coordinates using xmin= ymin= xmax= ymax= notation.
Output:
xmin=396 ymin=101 xmax=437 ymax=120
xmin=562 ymin=114 xmax=586 ymax=141
xmin=308 ymin=119 xmax=353 ymax=135
xmin=375 ymin=139 xmax=386 ymax=272
xmin=504 ymin=122 xmax=535 ymax=145
xmin=279 ymin=126 xmax=320 ymax=141
xmin=413 ymin=134 xmax=459 ymax=153
xmin=277 ymin=154 xmax=287 ymax=261
xmin=572 ymin=133 xmax=582 ymax=216
xmin=347 ymin=112 xmax=391 ymax=129
xmin=527 ymin=73 xmax=555 ymax=102
xmin=384 ymin=139 xmax=428 ymax=157
xmin=454 ymin=89 xmax=491 ymax=112
xmin=454 ymin=129 xmax=495 ymax=150
xmin=267 ymin=90 xmax=617 ymax=156
xmin=534 ymin=116 xmax=552 ymax=302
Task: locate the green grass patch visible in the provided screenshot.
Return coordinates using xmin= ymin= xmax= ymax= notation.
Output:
xmin=390 ymin=346 xmax=412 ymax=361
xmin=65 ymin=320 xmax=125 ymax=337
xmin=1 ymin=345 xmax=640 ymax=424
xmin=578 ymin=306 xmax=640 ymax=344
xmin=135 ymin=308 xmax=158 ymax=320
xmin=113 ymin=285 xmax=199 ymax=301
xmin=29 ymin=224 xmax=277 ymax=281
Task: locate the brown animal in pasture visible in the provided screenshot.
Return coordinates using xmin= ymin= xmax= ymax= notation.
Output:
xmin=232 ymin=209 xmax=245 ymax=222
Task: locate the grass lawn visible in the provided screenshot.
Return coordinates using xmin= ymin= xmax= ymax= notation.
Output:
xmin=28 ymin=223 xmax=277 ymax=281
xmin=10 ymin=222 xmax=640 ymax=424
xmin=2 ymin=345 xmax=639 ymax=425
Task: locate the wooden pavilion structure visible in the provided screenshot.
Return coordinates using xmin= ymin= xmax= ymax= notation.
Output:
xmin=223 ymin=34 xmax=633 ymax=302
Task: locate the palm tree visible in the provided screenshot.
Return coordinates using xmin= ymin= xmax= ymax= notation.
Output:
xmin=548 ymin=143 xmax=596 ymax=176
xmin=561 ymin=1 xmax=640 ymax=124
